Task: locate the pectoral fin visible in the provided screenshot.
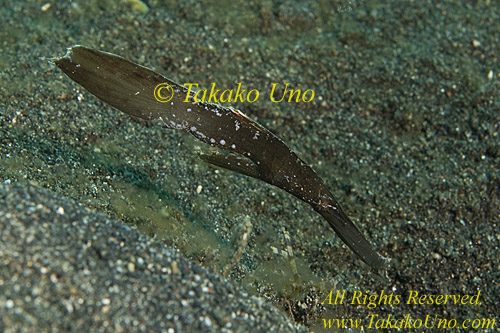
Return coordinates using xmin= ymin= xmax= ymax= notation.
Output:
xmin=198 ymin=151 xmax=262 ymax=180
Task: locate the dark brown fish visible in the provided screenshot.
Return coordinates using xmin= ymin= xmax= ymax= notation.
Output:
xmin=55 ymin=45 xmax=386 ymax=271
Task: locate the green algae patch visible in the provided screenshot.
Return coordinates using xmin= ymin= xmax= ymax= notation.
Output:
xmin=243 ymin=255 xmax=326 ymax=298
xmin=107 ymin=179 xmax=226 ymax=260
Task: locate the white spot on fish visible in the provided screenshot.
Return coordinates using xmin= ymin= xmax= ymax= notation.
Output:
xmin=187 ymin=108 xmax=192 ymax=112
xmin=231 ymin=144 xmax=236 ymax=149
xmin=235 ymin=120 xmax=240 ymax=131
xmin=190 ymin=126 xmax=197 ymax=132
xmin=195 ymin=131 xmax=206 ymax=139
xmin=253 ymin=131 xmax=260 ymax=140
xmin=210 ymin=108 xmax=222 ymax=117
xmin=220 ymin=139 xmax=226 ymax=145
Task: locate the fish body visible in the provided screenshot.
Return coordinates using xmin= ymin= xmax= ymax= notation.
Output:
xmin=55 ymin=46 xmax=386 ymax=271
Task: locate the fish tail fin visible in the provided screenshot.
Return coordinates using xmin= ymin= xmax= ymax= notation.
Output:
xmin=55 ymin=45 xmax=173 ymax=120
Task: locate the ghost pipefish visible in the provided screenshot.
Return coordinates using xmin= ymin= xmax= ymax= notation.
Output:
xmin=55 ymin=45 xmax=387 ymax=271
